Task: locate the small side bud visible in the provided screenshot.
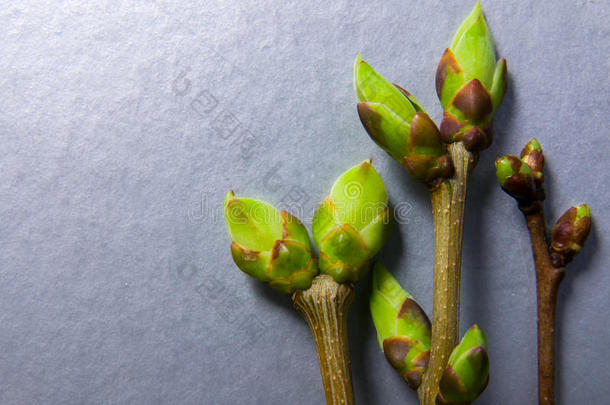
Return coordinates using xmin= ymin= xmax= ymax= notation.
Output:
xmin=520 ymin=138 xmax=544 ymax=173
xmin=437 ymin=325 xmax=490 ymax=405
xmin=495 ymin=155 xmax=537 ymax=207
xmin=520 ymin=138 xmax=545 ymax=195
xmin=370 ymin=264 xmax=431 ymax=389
xmin=550 ymin=204 xmax=592 ymax=267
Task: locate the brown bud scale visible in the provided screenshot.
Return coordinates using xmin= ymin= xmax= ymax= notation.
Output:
xmin=451 ymin=79 xmax=493 ymax=122
xmin=383 ymin=336 xmax=413 ymax=370
xmin=435 ymin=48 xmax=463 ymax=100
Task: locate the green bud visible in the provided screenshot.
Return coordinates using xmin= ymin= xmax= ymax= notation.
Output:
xmin=354 ymin=55 xmax=454 ymax=187
xmin=436 ymin=2 xmax=507 ymax=151
xmin=520 ymin=138 xmax=544 ymax=172
xmin=437 ymin=325 xmax=490 ymax=405
xmin=224 ymin=191 xmax=317 ymax=294
xmin=495 ymin=155 xmax=536 ymax=205
xmin=550 ymin=204 xmax=592 ymax=267
xmin=370 ymin=264 xmax=431 ymax=389
xmin=520 ymin=138 xmax=545 ymax=192
xmin=354 ymin=54 xmax=418 ymax=124
xmin=312 ymin=160 xmax=390 ymax=283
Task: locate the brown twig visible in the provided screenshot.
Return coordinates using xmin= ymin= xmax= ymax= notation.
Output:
xmin=293 ymin=275 xmax=355 ymax=405
xmin=523 ymin=206 xmax=565 ymax=405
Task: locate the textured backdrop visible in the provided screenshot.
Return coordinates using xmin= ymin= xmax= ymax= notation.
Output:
xmin=1 ymin=1 xmax=608 ymax=404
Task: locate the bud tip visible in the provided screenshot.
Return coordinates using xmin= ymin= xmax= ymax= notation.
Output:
xmin=575 ymin=204 xmax=591 ymax=220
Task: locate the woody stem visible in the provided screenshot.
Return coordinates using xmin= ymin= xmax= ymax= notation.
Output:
xmin=418 ymin=142 xmax=477 ymax=405
xmin=524 ymin=208 xmax=564 ymax=405
xmin=293 ymin=274 xmax=355 ymax=405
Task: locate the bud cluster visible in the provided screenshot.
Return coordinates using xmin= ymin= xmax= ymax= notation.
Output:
xmin=496 ymin=140 xmax=592 ymax=267
xmin=225 ymin=160 xmax=392 ymax=293
xmin=495 ymin=138 xmax=545 ymax=212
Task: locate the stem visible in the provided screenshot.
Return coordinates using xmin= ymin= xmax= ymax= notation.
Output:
xmin=293 ymin=274 xmax=355 ymax=405
xmin=524 ymin=209 xmax=565 ymax=405
xmin=418 ymin=142 xmax=477 ymax=405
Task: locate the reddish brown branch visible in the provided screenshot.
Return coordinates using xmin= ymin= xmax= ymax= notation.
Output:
xmin=524 ymin=208 xmax=565 ymax=405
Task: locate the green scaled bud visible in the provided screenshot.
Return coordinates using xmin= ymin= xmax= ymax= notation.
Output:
xmin=550 ymin=204 xmax=592 ymax=267
xmin=495 ymin=155 xmax=537 ymax=207
xmin=520 ymin=138 xmax=545 ymax=195
xmin=354 ymin=54 xmax=454 ymax=188
xmin=224 ymin=191 xmax=318 ymax=294
xmin=437 ymin=325 xmax=490 ymax=405
xmin=436 ymin=2 xmax=507 ymax=151
xmin=312 ymin=160 xmax=390 ymax=283
xmin=370 ymin=263 xmax=431 ymax=389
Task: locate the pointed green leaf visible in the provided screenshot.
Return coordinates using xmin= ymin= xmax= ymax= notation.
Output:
xmin=280 ymin=211 xmax=312 ymax=248
xmin=354 ymin=54 xmax=417 ymax=123
xmin=451 ymin=346 xmax=489 ymax=399
xmin=489 ymin=58 xmax=507 ymax=111
xmin=370 ymin=264 xmax=412 ymax=346
xmin=359 ymin=206 xmax=391 ymax=256
xmin=451 ymin=2 xmax=497 ymax=89
xmin=372 ymin=263 xmax=412 ymax=308
xmin=357 ymin=101 xmax=410 ymax=161
xmin=224 ymin=193 xmax=283 ymax=252
xmin=371 ymin=290 xmax=399 ymax=347
xmin=448 ymin=324 xmax=488 ymax=366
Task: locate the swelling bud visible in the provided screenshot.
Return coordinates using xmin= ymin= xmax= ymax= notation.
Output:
xmin=312 ymin=160 xmax=391 ymax=283
xmin=550 ymin=204 xmax=592 ymax=267
xmin=354 ymin=55 xmax=454 ymax=188
xmin=495 ymin=155 xmax=536 ymax=206
xmin=370 ymin=264 xmax=431 ymax=389
xmin=437 ymin=325 xmax=490 ymax=405
xmin=436 ymin=2 xmax=507 ymax=151
xmin=224 ymin=191 xmax=318 ymax=294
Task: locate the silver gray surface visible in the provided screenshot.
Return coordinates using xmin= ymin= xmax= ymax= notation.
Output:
xmin=1 ymin=1 xmax=608 ymax=404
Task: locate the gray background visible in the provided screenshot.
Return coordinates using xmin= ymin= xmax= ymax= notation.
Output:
xmin=1 ymin=0 xmax=608 ymax=404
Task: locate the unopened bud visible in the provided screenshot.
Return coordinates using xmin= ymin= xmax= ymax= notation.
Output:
xmin=550 ymin=204 xmax=592 ymax=267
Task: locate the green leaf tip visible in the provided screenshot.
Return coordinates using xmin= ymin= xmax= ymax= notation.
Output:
xmin=354 ymin=57 xmax=453 ymax=186
xmin=450 ymin=1 xmax=496 ymax=89
xmin=224 ymin=193 xmax=283 ymax=252
xmin=224 ymin=193 xmax=317 ymax=294
xmin=575 ymin=203 xmax=591 ymax=221
xmin=353 ymin=55 xmax=418 ymax=123
xmin=451 ymin=1 xmax=484 ymax=50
